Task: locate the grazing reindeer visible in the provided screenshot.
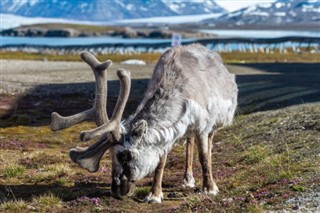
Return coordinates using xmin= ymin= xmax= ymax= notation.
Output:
xmin=51 ymin=44 xmax=238 ymax=203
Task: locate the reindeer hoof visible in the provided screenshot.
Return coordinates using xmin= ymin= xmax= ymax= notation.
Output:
xmin=182 ymin=176 xmax=195 ymax=188
xmin=143 ymin=192 xmax=163 ymax=204
xmin=204 ymin=183 xmax=219 ymax=196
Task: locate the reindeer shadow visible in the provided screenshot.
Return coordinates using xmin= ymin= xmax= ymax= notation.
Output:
xmin=1 ymin=63 xmax=319 ymax=127
xmin=0 ymin=183 xmax=112 ymax=202
xmin=0 ymin=79 xmax=149 ymax=128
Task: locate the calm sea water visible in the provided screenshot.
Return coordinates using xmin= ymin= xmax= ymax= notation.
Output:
xmin=0 ymin=36 xmax=195 ymax=46
xmin=0 ymin=30 xmax=319 ymax=47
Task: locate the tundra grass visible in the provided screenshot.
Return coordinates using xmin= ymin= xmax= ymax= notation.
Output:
xmin=0 ymin=51 xmax=162 ymax=63
xmin=21 ymin=23 xmax=125 ymax=33
xmin=0 ymin=103 xmax=319 ymax=212
xmin=1 ymin=50 xmax=319 ymax=63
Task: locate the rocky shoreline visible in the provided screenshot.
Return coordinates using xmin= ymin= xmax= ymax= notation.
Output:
xmin=0 ymin=24 xmax=216 ymax=39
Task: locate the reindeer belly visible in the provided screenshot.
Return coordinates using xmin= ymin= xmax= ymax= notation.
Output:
xmin=183 ymin=95 xmax=234 ymax=135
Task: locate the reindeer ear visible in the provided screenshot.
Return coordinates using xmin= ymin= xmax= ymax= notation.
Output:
xmin=131 ymin=120 xmax=148 ymax=138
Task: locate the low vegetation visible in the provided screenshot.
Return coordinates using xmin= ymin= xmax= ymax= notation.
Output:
xmin=1 ymin=50 xmax=319 ymax=63
xmin=0 ymin=101 xmax=319 ymax=212
xmin=25 ymin=23 xmax=125 ymax=33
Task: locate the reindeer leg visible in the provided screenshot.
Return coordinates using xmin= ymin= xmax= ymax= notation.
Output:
xmin=196 ymin=133 xmax=219 ymax=195
xmin=144 ymin=152 xmax=167 ymax=203
xmin=182 ymin=137 xmax=195 ymax=188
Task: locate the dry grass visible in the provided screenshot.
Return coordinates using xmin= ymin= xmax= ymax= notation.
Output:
xmin=31 ymin=193 xmax=62 ymax=211
xmin=0 ymin=51 xmax=162 ymax=63
xmin=22 ymin=23 xmax=124 ymax=33
xmin=1 ymin=50 xmax=319 ymax=63
xmin=0 ymin=200 xmax=29 ymax=212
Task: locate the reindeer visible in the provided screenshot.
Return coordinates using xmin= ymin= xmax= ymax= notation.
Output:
xmin=50 ymin=44 xmax=238 ymax=203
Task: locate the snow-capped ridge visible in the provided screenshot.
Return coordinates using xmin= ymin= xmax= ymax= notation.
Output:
xmin=0 ymin=0 xmax=226 ymax=22
xmin=203 ymin=0 xmax=320 ymax=26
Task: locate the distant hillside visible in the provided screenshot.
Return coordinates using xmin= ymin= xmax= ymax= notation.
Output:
xmin=0 ymin=0 xmax=226 ymax=21
xmin=203 ymin=0 xmax=320 ymax=28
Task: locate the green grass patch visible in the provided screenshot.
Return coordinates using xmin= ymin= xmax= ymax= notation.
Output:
xmin=243 ymin=146 xmax=269 ymax=164
xmin=290 ymin=185 xmax=306 ymax=192
xmin=4 ymin=165 xmax=25 ymax=178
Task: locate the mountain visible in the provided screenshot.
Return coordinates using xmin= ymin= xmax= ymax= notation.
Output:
xmin=203 ymin=0 xmax=320 ymax=27
xmin=0 ymin=0 xmax=226 ymax=22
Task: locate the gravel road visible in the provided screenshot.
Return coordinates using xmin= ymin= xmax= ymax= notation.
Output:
xmin=0 ymin=60 xmax=155 ymax=95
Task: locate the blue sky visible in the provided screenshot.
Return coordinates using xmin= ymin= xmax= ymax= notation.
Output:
xmin=215 ymin=0 xmax=276 ymax=12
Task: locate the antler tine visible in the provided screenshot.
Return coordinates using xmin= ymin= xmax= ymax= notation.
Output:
xmin=80 ymin=68 xmax=131 ymax=142
xmin=50 ymin=51 xmax=111 ymax=131
xmin=81 ymin=51 xmax=112 ymax=72
xmin=51 ymin=110 xmax=93 ymax=131
xmin=69 ymin=137 xmax=113 ymax=173
xmin=111 ymin=69 xmax=131 ymax=122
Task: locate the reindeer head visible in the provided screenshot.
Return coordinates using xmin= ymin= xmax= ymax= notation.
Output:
xmin=50 ymin=51 xmax=139 ymax=198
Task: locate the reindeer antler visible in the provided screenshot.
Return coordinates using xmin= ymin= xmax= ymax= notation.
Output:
xmin=51 ymin=51 xmax=111 ymax=130
xmin=50 ymin=51 xmax=131 ymax=172
xmin=80 ymin=68 xmax=131 ymax=142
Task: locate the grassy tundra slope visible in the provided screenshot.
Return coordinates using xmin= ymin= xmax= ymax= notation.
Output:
xmin=0 ymin=104 xmax=319 ymax=212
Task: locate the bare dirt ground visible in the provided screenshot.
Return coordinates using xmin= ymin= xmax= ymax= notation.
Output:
xmin=1 ymin=60 xmax=319 ymax=114
xmin=0 ymin=60 xmax=319 ymax=212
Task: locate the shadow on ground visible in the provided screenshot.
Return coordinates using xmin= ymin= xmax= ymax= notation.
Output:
xmin=0 ymin=79 xmax=147 ymax=127
xmin=1 ymin=63 xmax=319 ymax=127
xmin=0 ymin=183 xmax=112 ymax=202
xmin=235 ymin=63 xmax=320 ymax=114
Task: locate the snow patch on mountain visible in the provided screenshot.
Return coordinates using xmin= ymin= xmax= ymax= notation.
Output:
xmin=0 ymin=0 xmax=226 ymax=22
xmin=203 ymin=0 xmax=320 ymax=26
